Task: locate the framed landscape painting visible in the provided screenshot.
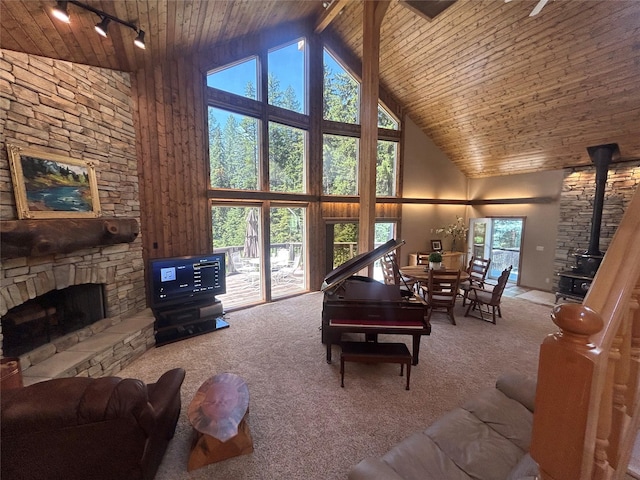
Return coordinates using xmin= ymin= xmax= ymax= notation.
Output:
xmin=7 ymin=144 xmax=101 ymax=219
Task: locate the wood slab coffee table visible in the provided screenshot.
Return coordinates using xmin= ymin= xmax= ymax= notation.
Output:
xmin=187 ymin=372 xmax=253 ymax=471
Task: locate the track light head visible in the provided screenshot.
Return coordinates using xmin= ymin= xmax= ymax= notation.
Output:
xmin=134 ymin=30 xmax=146 ymax=50
xmin=50 ymin=1 xmax=146 ymax=52
xmin=94 ymin=16 xmax=110 ymax=37
xmin=52 ymin=1 xmax=70 ymax=23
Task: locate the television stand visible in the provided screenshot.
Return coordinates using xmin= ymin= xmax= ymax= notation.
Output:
xmin=152 ymin=298 xmax=228 ymax=346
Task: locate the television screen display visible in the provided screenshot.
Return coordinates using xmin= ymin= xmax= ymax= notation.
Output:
xmin=149 ymin=253 xmax=226 ymax=308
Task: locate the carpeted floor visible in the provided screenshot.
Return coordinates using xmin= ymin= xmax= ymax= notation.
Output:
xmin=119 ymin=291 xmax=558 ymax=480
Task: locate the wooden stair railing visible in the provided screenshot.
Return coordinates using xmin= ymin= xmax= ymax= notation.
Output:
xmin=531 ymin=184 xmax=640 ymax=480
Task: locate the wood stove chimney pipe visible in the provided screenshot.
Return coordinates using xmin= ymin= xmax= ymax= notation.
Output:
xmin=585 ymin=143 xmax=619 ymax=256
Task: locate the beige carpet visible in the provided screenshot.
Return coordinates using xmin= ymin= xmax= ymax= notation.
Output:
xmin=119 ymin=291 xmax=557 ymax=480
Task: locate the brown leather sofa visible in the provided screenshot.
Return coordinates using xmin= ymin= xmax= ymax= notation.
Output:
xmin=1 ymin=367 xmax=185 ymax=480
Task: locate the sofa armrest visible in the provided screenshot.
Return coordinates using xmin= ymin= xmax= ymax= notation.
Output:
xmin=348 ymin=458 xmax=406 ymax=480
xmin=496 ymin=372 xmax=537 ymax=412
xmin=146 ymin=367 xmax=186 ymax=408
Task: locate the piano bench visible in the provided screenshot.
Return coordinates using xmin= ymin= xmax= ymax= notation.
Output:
xmin=340 ymin=341 xmax=412 ymax=390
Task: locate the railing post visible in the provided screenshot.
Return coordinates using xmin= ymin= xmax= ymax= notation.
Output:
xmin=531 ymin=303 xmax=604 ymax=480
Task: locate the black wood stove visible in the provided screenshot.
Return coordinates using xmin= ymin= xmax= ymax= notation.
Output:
xmin=555 ymin=143 xmax=619 ymax=303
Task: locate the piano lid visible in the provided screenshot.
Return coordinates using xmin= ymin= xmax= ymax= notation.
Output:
xmin=321 ymin=238 xmax=405 ymax=292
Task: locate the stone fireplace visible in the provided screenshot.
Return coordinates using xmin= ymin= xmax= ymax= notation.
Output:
xmin=0 ymin=238 xmax=152 ymax=380
xmin=0 ymin=49 xmax=153 ymax=382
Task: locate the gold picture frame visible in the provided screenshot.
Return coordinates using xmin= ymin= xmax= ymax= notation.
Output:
xmin=7 ymin=144 xmax=101 ymax=219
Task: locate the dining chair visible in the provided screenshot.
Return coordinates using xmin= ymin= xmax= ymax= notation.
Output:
xmin=464 ymin=265 xmax=512 ymax=324
xmin=413 ymin=252 xmax=432 ymax=294
xmin=381 ymin=252 xmax=416 ymax=295
xmin=460 ymin=256 xmax=491 ymax=306
xmin=424 ymin=269 xmax=461 ymax=325
xmin=415 ymin=252 xmax=430 ymax=265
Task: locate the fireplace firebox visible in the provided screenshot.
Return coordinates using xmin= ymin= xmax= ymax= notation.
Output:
xmin=2 ymin=284 xmax=105 ymax=357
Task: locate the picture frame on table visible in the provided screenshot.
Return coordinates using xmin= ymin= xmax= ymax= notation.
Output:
xmin=7 ymin=144 xmax=101 ymax=219
xmin=430 ymin=239 xmax=442 ymax=252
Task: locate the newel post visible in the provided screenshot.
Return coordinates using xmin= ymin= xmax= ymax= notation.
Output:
xmin=531 ymin=303 xmax=604 ymax=480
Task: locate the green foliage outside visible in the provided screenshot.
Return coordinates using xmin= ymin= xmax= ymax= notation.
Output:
xmin=209 ymin=46 xmax=399 ymax=252
xmin=492 ymin=219 xmax=523 ymax=249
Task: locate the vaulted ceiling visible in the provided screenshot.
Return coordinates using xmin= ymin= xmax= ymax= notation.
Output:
xmin=2 ymin=0 xmax=639 ymax=178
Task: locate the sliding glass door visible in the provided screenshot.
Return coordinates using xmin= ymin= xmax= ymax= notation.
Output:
xmin=270 ymin=206 xmax=305 ymax=299
xmin=212 ymin=204 xmax=307 ymax=310
xmin=469 ymin=217 xmax=524 ymax=283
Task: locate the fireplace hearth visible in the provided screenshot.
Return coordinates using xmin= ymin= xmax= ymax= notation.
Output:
xmin=555 ymin=143 xmax=619 ymax=303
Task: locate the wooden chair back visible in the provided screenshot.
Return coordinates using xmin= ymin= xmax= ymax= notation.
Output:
xmin=463 ymin=266 xmax=512 ymax=323
xmin=488 ymin=265 xmax=511 ymax=304
xmin=415 ymin=252 xmax=430 ymax=265
xmin=467 ymin=256 xmax=491 ymax=286
xmin=426 ymin=269 xmax=461 ymax=325
xmin=381 ymin=252 xmax=399 ymax=285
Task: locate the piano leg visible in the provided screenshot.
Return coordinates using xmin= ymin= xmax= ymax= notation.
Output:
xmin=411 ymin=335 xmax=421 ymax=365
xmin=326 ymin=343 xmax=333 ymax=363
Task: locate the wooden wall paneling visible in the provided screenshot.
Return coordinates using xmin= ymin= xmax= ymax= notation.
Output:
xmin=174 ymin=58 xmax=192 ymax=255
xmin=194 ymin=63 xmax=212 ymax=254
xmin=376 ymin=203 xmax=401 ymax=219
xmin=132 ymin=65 xmax=162 ymax=263
xmin=321 ymin=202 xmax=360 ymax=219
xmin=156 ymin=62 xmax=174 ymax=256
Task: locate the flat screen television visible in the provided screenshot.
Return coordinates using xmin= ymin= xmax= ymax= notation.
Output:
xmin=149 ymin=253 xmax=226 ymax=309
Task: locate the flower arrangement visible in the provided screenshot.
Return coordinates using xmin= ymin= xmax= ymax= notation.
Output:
xmin=435 ymin=216 xmax=469 ymax=251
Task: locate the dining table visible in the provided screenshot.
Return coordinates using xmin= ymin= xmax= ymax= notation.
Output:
xmin=399 ymin=265 xmax=470 ymax=283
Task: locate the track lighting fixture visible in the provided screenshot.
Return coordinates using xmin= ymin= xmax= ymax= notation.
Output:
xmin=50 ymin=0 xmax=146 ymax=50
xmin=134 ymin=30 xmax=146 ymax=50
xmin=52 ymin=1 xmax=70 ymax=23
xmin=94 ymin=17 xmax=110 ymax=38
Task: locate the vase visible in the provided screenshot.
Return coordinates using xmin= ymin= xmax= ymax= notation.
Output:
xmin=451 ymin=238 xmax=457 ymax=252
xmin=429 ymin=261 xmax=441 ymax=270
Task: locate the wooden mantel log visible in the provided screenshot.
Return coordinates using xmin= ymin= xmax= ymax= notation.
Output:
xmin=0 ymin=218 xmax=139 ymax=259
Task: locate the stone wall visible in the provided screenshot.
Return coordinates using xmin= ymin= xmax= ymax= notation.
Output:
xmin=0 ymin=49 xmax=148 ymax=372
xmin=554 ymin=160 xmax=640 ymax=279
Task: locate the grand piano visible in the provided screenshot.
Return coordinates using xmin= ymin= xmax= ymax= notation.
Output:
xmin=321 ymin=239 xmax=430 ymax=365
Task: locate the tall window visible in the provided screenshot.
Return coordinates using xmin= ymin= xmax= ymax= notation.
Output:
xmin=208 ymin=107 xmax=259 ymax=190
xmin=377 ymin=140 xmax=397 ymax=196
xmin=268 ymin=41 xmax=306 ymax=114
xmin=207 ymin=57 xmax=258 ymax=100
xmin=323 ymin=134 xmax=358 ymax=195
xmin=322 ymin=48 xmax=399 ymax=197
xmin=206 ymin=39 xmax=401 ymax=309
xmin=323 ymin=50 xmax=359 ymax=124
xmin=269 ymin=122 xmax=306 ymax=193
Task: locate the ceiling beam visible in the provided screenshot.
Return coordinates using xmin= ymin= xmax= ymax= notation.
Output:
xmin=314 ymin=0 xmax=349 ymax=34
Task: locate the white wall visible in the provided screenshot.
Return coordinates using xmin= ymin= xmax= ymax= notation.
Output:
xmin=468 ymin=170 xmax=564 ymax=290
xmin=400 ymin=117 xmax=467 ymax=264
xmin=401 ymin=115 xmax=565 ymax=291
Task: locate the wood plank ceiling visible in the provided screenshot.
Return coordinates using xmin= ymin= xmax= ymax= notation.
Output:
xmin=2 ymin=0 xmax=639 ymax=178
